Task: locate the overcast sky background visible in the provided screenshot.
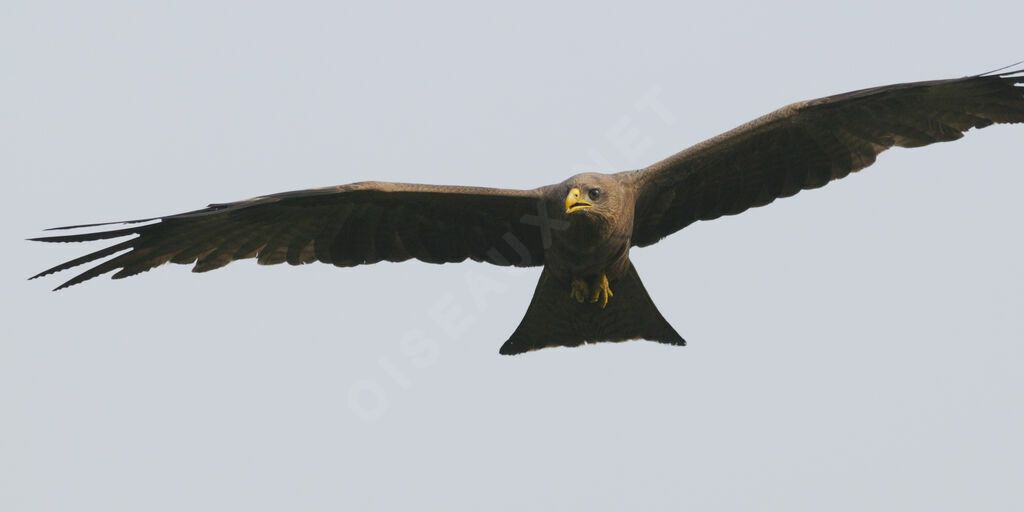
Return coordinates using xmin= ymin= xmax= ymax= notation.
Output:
xmin=3 ymin=1 xmax=1023 ymax=510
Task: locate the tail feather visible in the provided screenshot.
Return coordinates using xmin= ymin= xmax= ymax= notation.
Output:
xmin=499 ymin=262 xmax=684 ymax=355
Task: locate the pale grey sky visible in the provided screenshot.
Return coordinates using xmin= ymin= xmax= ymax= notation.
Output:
xmin=3 ymin=1 xmax=1023 ymax=510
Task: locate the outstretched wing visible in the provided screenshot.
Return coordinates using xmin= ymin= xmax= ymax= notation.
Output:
xmin=31 ymin=181 xmax=553 ymax=290
xmin=629 ymin=68 xmax=1024 ymax=247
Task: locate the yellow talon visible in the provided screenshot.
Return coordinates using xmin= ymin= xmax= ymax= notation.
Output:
xmin=570 ymin=278 xmax=588 ymax=303
xmin=589 ymin=273 xmax=613 ymax=309
xmin=571 ymin=274 xmax=613 ymax=308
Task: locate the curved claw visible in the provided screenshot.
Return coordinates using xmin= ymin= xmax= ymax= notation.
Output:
xmin=588 ymin=273 xmax=613 ymax=309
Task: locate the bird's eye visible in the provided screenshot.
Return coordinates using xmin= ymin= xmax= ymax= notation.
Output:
xmin=588 ymin=188 xmax=601 ymax=201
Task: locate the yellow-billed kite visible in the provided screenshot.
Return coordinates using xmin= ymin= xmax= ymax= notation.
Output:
xmin=31 ymin=68 xmax=1024 ymax=354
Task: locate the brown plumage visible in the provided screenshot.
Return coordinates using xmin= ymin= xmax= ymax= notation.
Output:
xmin=31 ymin=68 xmax=1024 ymax=354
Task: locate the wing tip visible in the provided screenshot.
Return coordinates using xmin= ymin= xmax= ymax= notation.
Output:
xmin=41 ymin=217 xmax=159 ymax=232
xmin=979 ymin=60 xmax=1024 ymax=77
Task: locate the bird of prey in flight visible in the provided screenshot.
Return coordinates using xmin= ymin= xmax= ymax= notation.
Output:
xmin=31 ymin=67 xmax=1024 ymax=354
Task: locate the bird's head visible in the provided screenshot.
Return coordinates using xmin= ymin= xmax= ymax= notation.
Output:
xmin=561 ymin=173 xmax=626 ymax=228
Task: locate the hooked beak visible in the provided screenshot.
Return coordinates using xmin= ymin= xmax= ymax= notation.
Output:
xmin=565 ymin=188 xmax=592 ymax=214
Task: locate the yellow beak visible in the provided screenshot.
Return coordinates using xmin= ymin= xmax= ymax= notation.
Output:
xmin=565 ymin=188 xmax=593 ymax=214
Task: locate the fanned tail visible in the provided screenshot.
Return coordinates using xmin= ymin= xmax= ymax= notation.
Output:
xmin=500 ymin=262 xmax=684 ymax=355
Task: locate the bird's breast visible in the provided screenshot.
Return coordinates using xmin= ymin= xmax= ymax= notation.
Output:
xmin=547 ymin=217 xmax=631 ymax=281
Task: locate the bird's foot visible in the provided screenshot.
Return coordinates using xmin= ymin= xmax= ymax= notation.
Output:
xmin=570 ymin=278 xmax=589 ymax=303
xmin=569 ymin=274 xmax=613 ymax=308
xmin=589 ymin=273 xmax=613 ymax=309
